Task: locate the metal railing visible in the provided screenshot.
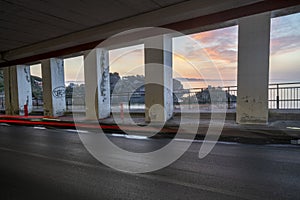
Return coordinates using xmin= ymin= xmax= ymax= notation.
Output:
xmin=268 ymin=82 xmax=300 ymax=109
xmin=0 ymin=82 xmax=299 ymax=112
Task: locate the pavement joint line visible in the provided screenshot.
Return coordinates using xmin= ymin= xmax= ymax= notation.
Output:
xmin=0 ymin=145 xmax=258 ymax=199
xmin=0 ymin=146 xmax=102 ymax=170
xmin=173 ymin=138 xmax=242 ymax=145
xmin=134 ymin=172 xmax=258 ymax=200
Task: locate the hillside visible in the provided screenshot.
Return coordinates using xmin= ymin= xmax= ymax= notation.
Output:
xmin=0 ymin=71 xmax=42 ymax=96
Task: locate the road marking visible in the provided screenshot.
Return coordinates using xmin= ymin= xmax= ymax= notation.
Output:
xmin=111 ymin=134 xmax=148 ymax=140
xmin=111 ymin=133 xmax=126 ymax=137
xmin=125 ymin=135 xmax=148 ymax=140
xmin=110 ymin=133 xmax=243 ymax=146
xmin=33 ymin=126 xmax=46 ymax=130
xmin=0 ymin=123 xmax=10 ymax=126
xmin=66 ymin=129 xmax=89 ymax=134
xmin=0 ymin=146 xmax=259 ymax=200
xmin=287 ymin=126 xmax=300 ymax=130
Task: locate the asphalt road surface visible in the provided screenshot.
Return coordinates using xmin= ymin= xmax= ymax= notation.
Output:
xmin=0 ymin=124 xmax=300 ymax=200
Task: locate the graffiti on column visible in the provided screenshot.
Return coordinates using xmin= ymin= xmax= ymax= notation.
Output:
xmin=52 ymin=59 xmax=66 ymax=99
xmin=100 ymin=50 xmax=109 ymax=102
xmin=24 ymin=67 xmax=30 ymax=83
xmin=56 ymin=59 xmax=63 ymax=72
xmin=52 ymin=86 xmax=66 ymax=98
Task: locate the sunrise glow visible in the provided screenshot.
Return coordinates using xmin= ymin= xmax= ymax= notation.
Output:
xmin=30 ymin=13 xmax=300 ymax=89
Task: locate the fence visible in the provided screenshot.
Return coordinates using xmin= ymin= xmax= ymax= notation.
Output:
xmin=0 ymin=82 xmax=299 ymax=112
xmin=268 ymin=82 xmax=300 ymax=109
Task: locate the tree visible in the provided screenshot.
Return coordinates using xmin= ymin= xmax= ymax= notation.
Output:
xmin=109 ymin=74 xmax=186 ymax=104
xmin=31 ymin=75 xmax=43 ymax=98
xmin=195 ymin=86 xmax=236 ymax=104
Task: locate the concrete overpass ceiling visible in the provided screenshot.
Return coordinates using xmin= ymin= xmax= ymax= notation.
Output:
xmin=0 ymin=0 xmax=299 ymax=67
xmin=0 ymin=0 xmax=189 ymax=52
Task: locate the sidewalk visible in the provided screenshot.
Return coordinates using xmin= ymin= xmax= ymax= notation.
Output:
xmin=100 ymin=114 xmax=300 ymax=144
xmin=0 ymin=112 xmax=300 ymax=145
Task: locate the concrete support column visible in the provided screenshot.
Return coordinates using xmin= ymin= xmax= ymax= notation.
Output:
xmin=3 ymin=65 xmax=32 ymax=115
xmin=41 ymin=58 xmax=66 ymax=117
xmin=84 ymin=48 xmax=110 ymax=119
xmin=144 ymin=35 xmax=173 ymax=123
xmin=236 ymin=13 xmax=271 ymax=124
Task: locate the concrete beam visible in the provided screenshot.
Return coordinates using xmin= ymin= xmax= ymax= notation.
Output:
xmin=2 ymin=0 xmax=258 ymax=60
xmin=236 ymin=12 xmax=271 ymax=124
xmin=41 ymin=58 xmax=66 ymax=117
xmin=3 ymin=0 xmax=299 ymax=67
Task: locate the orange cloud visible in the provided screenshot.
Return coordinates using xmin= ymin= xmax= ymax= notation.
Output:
xmin=186 ymin=26 xmax=238 ymax=64
xmin=191 ymin=31 xmax=215 ymax=42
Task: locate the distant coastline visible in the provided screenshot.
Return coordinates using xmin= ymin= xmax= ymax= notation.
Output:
xmin=64 ymin=78 xmax=300 ymax=89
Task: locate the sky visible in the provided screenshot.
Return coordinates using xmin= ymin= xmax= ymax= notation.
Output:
xmin=31 ymin=12 xmax=300 ymax=89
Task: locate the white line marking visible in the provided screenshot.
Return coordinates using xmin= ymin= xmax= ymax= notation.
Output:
xmin=66 ymin=129 xmax=89 ymax=133
xmin=111 ymin=133 xmax=125 ymax=137
xmin=110 ymin=133 xmax=241 ymax=145
xmin=33 ymin=126 xmax=46 ymax=130
xmin=0 ymin=123 xmax=10 ymax=126
xmin=287 ymin=127 xmax=300 ymax=130
xmin=125 ymin=135 xmax=148 ymax=140
xmin=111 ymin=134 xmax=148 ymax=140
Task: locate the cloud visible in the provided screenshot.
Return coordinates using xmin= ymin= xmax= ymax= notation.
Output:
xmin=270 ymin=13 xmax=300 ymax=55
xmin=107 ymin=13 xmax=300 ymax=84
xmin=109 ymin=46 xmax=144 ymax=64
xmin=172 ymin=26 xmax=239 ymax=82
xmin=186 ymin=26 xmax=238 ymax=64
xmin=202 ymin=47 xmax=237 ymax=63
xmin=271 ymin=35 xmax=300 ymax=55
xmin=109 ymin=45 xmax=144 ymax=76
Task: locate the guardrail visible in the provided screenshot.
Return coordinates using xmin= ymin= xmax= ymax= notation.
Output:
xmin=0 ymin=82 xmax=299 ymax=112
xmin=268 ymin=82 xmax=300 ymax=109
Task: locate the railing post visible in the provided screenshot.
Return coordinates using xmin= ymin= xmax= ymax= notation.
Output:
xmin=66 ymin=97 xmax=68 ymax=111
xmin=188 ymin=92 xmax=191 ymax=109
xmin=128 ymin=92 xmax=131 ymax=110
xmin=120 ymin=102 xmax=124 ymax=122
xmin=1 ymin=97 xmax=4 ymax=109
xmin=276 ymin=84 xmax=280 ymax=109
xmin=227 ymin=87 xmax=231 ymax=109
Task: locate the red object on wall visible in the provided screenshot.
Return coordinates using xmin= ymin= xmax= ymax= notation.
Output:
xmin=24 ymin=104 xmax=28 ymax=116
